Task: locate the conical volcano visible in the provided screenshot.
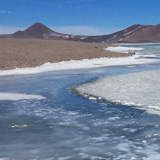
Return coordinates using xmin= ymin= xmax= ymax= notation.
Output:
xmin=22 ymin=22 xmax=54 ymax=38
xmin=12 ymin=22 xmax=64 ymax=39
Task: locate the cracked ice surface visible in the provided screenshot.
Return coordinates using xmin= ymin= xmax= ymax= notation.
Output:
xmin=76 ymin=69 xmax=160 ymax=114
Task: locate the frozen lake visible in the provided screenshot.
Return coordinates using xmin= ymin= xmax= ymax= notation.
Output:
xmin=1 ymin=44 xmax=160 ymax=160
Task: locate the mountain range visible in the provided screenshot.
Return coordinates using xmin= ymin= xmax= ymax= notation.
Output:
xmin=1 ymin=22 xmax=160 ymax=43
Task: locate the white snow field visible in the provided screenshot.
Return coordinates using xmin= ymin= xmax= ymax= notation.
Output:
xmin=0 ymin=93 xmax=45 ymax=101
xmin=76 ymin=69 xmax=160 ymax=114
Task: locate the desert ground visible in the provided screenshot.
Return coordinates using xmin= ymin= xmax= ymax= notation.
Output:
xmin=0 ymin=38 xmax=130 ymax=70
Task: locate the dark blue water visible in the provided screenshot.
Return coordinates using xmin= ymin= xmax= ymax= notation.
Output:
xmin=0 ymin=61 xmax=160 ymax=160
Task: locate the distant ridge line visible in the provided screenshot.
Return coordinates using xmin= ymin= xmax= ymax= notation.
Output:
xmin=0 ymin=22 xmax=160 ymax=43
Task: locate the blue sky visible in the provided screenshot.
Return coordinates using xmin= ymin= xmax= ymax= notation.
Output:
xmin=0 ymin=0 xmax=160 ymax=35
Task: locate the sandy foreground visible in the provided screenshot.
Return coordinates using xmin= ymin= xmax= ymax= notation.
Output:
xmin=0 ymin=38 xmax=130 ymax=70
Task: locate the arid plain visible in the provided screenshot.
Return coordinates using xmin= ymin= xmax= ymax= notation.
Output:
xmin=0 ymin=38 xmax=130 ymax=70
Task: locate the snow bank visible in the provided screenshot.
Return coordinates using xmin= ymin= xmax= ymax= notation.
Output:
xmin=0 ymin=93 xmax=45 ymax=101
xmin=76 ymin=70 xmax=160 ymax=115
xmin=0 ymin=55 xmax=158 ymax=76
xmin=106 ymin=46 xmax=144 ymax=53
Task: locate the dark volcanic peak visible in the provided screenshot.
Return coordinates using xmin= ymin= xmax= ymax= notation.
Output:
xmin=12 ymin=22 xmax=65 ymax=39
xmin=23 ymin=22 xmax=54 ymax=36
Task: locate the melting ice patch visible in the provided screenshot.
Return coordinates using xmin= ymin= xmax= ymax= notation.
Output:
xmin=76 ymin=70 xmax=160 ymax=114
xmin=106 ymin=46 xmax=144 ymax=53
xmin=0 ymin=55 xmax=159 ymax=76
xmin=0 ymin=93 xmax=45 ymax=101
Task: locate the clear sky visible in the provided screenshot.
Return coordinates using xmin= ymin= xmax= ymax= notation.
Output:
xmin=0 ymin=0 xmax=160 ymax=35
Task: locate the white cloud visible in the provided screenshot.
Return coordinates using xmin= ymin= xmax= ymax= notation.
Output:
xmin=0 ymin=10 xmax=12 ymax=14
xmin=52 ymin=26 xmax=122 ymax=36
xmin=0 ymin=26 xmax=24 ymax=34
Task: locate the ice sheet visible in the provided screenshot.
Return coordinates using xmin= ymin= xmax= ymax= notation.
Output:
xmin=106 ymin=46 xmax=144 ymax=53
xmin=0 ymin=55 xmax=158 ymax=76
xmin=76 ymin=70 xmax=160 ymax=114
xmin=0 ymin=93 xmax=45 ymax=101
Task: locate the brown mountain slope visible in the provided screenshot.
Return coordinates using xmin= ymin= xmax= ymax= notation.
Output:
xmin=78 ymin=24 xmax=149 ymax=43
xmin=122 ymin=24 xmax=160 ymax=43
